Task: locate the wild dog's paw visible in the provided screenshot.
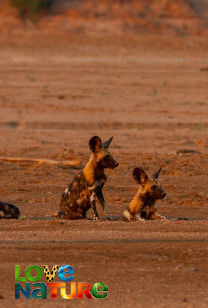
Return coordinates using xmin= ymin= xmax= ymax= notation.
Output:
xmin=160 ymin=215 xmax=168 ymax=220
xmin=153 ymin=214 xmax=168 ymax=220
xmin=135 ymin=215 xmax=146 ymax=222
xmin=93 ymin=216 xmax=100 ymax=221
xmin=52 ymin=211 xmax=63 ymax=218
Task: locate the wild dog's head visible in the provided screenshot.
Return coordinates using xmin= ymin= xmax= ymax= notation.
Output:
xmin=89 ymin=136 xmax=118 ymax=169
xmin=132 ymin=167 xmax=166 ymax=201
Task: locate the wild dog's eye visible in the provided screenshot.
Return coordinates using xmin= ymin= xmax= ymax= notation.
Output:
xmin=151 ymin=185 xmax=158 ymax=190
xmin=104 ymin=155 xmax=110 ymax=160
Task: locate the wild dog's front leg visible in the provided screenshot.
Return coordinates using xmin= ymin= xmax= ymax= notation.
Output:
xmin=90 ymin=192 xmax=99 ymax=220
xmin=96 ymin=187 xmax=111 ymax=220
xmin=148 ymin=208 xmax=167 ymax=220
xmin=151 ymin=213 xmax=167 ymax=220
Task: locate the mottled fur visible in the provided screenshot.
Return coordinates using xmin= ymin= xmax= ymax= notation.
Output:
xmin=60 ymin=136 xmax=118 ymax=220
xmin=0 ymin=202 xmax=20 ymax=219
xmin=123 ymin=167 xmax=166 ymax=221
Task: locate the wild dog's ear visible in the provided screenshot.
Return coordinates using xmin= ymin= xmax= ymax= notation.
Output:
xmin=103 ymin=136 xmax=113 ymax=149
xmin=152 ymin=166 xmax=162 ymax=179
xmin=132 ymin=168 xmax=148 ymax=184
xmin=89 ymin=136 xmax=102 ymax=153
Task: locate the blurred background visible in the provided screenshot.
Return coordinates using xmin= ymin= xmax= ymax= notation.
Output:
xmin=1 ymin=0 xmax=208 ymax=35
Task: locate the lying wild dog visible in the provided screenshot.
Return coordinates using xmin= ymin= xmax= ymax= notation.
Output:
xmin=123 ymin=167 xmax=166 ymax=221
xmin=0 ymin=202 xmax=20 ymax=219
xmin=60 ymin=136 xmax=118 ymax=220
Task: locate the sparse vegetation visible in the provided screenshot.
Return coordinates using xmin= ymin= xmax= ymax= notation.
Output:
xmin=190 ymin=124 xmax=207 ymax=131
xmin=10 ymin=0 xmax=54 ymax=20
xmin=138 ymin=125 xmax=144 ymax=131
xmin=19 ymin=216 xmax=26 ymax=220
xmin=152 ymin=86 xmax=158 ymax=96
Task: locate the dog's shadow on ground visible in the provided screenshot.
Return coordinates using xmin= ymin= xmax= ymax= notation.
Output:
xmin=85 ymin=216 xmax=190 ymax=221
xmin=20 ymin=216 xmax=191 ymax=221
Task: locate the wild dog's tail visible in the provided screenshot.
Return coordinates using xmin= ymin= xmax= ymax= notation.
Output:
xmin=122 ymin=209 xmax=133 ymax=222
xmin=0 ymin=202 xmax=20 ymax=219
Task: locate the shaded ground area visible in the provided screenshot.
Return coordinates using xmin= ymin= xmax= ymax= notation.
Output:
xmin=0 ymin=32 xmax=208 ymax=306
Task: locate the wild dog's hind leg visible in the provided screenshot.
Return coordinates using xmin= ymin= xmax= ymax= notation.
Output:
xmin=96 ymin=187 xmax=110 ymax=220
xmin=62 ymin=209 xmax=85 ymax=220
xmin=90 ymin=192 xmax=99 ymax=220
xmin=60 ymin=198 xmax=85 ymax=220
xmin=0 ymin=203 xmax=20 ymax=219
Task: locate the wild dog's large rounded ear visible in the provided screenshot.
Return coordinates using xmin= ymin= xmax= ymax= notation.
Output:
xmin=89 ymin=136 xmax=102 ymax=153
xmin=103 ymin=136 xmax=113 ymax=149
xmin=152 ymin=166 xmax=162 ymax=179
xmin=132 ymin=168 xmax=148 ymax=184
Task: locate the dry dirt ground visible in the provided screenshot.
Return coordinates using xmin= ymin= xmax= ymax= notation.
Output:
xmin=0 ymin=32 xmax=208 ymax=307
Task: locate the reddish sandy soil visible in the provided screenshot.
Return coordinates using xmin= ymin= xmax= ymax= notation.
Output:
xmin=0 ymin=30 xmax=208 ymax=307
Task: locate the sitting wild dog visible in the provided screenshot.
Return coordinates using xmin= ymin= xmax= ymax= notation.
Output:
xmin=60 ymin=136 xmax=118 ymax=220
xmin=0 ymin=202 xmax=20 ymax=219
xmin=123 ymin=167 xmax=166 ymax=221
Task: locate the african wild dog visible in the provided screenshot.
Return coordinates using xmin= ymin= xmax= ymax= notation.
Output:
xmin=0 ymin=202 xmax=20 ymax=219
xmin=123 ymin=167 xmax=166 ymax=221
xmin=60 ymin=136 xmax=118 ymax=220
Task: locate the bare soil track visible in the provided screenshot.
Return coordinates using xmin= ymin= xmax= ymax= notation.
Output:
xmin=0 ymin=32 xmax=208 ymax=307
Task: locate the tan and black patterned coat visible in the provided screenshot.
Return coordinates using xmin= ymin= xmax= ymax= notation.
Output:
xmin=60 ymin=136 xmax=118 ymax=220
xmin=123 ymin=167 xmax=166 ymax=221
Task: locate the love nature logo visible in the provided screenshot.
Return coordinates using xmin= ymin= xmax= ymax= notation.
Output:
xmin=15 ymin=265 xmax=108 ymax=300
